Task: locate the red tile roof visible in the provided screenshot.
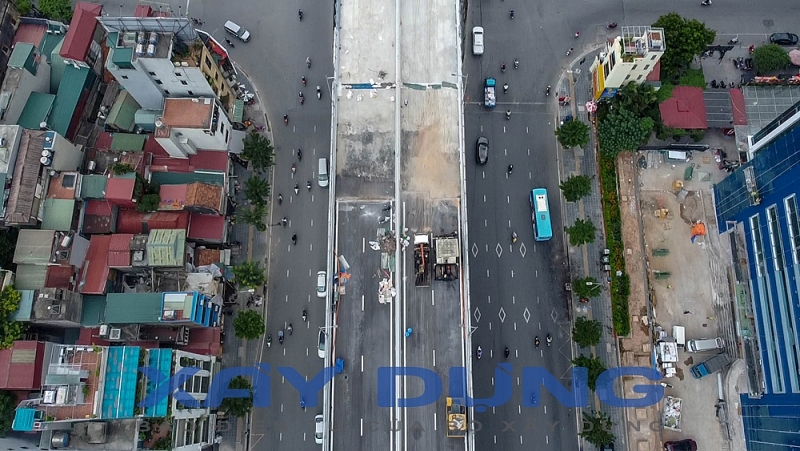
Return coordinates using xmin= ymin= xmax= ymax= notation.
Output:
xmin=659 ymin=86 xmax=708 ymax=130
xmin=108 ymin=233 xmax=134 ymax=267
xmin=730 ymin=88 xmax=747 ymax=126
xmin=83 ymin=200 xmax=116 ymax=234
xmin=116 ymin=210 xmax=190 ymax=234
xmin=0 ymin=341 xmax=45 ymax=390
xmin=159 ymin=184 xmax=188 ymax=210
xmin=144 ymin=136 xmax=168 ymax=156
xmin=105 ymin=177 xmax=136 ymax=208
xmin=46 ymin=266 xmax=75 ymax=289
xmin=60 ymin=2 xmax=103 ymax=62
xmin=183 ymin=328 xmax=221 ymax=356
xmin=85 ymin=199 xmax=113 ymax=216
xmin=79 ymin=235 xmax=111 ymax=294
xmin=77 ymin=328 xmax=110 ymax=346
xmin=646 ymin=61 xmax=661 ymax=82
xmin=13 ymin=22 xmax=47 ymax=47
xmin=188 ymin=213 xmax=226 ymax=241
xmin=190 ymin=151 xmax=229 ymax=172
xmin=134 ymin=5 xmax=152 ymax=17
xmin=95 ymin=132 xmax=113 ymax=150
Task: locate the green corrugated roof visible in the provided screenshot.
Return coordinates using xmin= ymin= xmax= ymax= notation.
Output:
xmin=80 ymin=295 xmax=107 ymax=326
xmin=40 ymin=198 xmax=76 ymax=231
xmin=106 ymin=32 xmax=118 ymax=48
xmin=8 ymin=43 xmax=37 ymax=74
xmin=111 ymin=46 xmax=134 ymax=68
xmin=232 ymin=100 xmax=244 ymax=122
xmin=12 ymin=290 xmax=35 ymax=321
xmin=40 ymin=27 xmax=65 ymax=60
xmin=49 ymin=40 xmax=65 ymax=93
xmin=110 ymin=133 xmax=146 ymax=151
xmin=17 ymin=92 xmax=55 ymax=130
xmin=147 ymin=229 xmax=186 ymax=267
xmin=49 ymin=65 xmax=93 ymax=136
xmin=106 ymin=91 xmax=140 ymax=132
xmin=151 ymin=171 xmax=224 ymax=186
xmin=14 ymin=264 xmax=48 ymax=290
xmin=105 ymin=292 xmax=163 ymax=324
xmin=80 ymin=174 xmax=108 ymax=199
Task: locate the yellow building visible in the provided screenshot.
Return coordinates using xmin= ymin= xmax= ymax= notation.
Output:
xmin=590 ymin=26 xmax=665 ymax=100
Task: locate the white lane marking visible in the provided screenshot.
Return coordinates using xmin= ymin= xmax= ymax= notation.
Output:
xmin=361 ymin=295 xmax=365 ymax=312
xmin=362 ymin=237 xmax=365 ymax=253
xmin=431 ymin=291 xmax=435 ymax=306
xmin=432 ymin=349 xmax=436 ymax=367
xmin=361 ymin=355 xmax=364 ymax=372
xmin=286 ymin=269 xmax=290 ymax=277
xmin=486 ymin=269 xmax=490 ymax=278
xmin=360 ymin=418 xmax=364 ymax=436
xmin=433 ymin=412 xmax=437 ymax=431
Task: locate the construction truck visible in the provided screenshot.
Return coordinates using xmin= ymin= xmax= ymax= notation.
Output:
xmin=446 ymin=397 xmax=466 ymax=437
xmin=413 ymin=234 xmax=431 ymax=287
xmin=434 ymin=233 xmax=460 ymax=281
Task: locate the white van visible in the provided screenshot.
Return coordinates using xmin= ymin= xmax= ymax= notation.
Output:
xmin=318 ymin=158 xmax=329 ymax=188
xmin=224 ymin=20 xmax=251 ymax=42
xmin=472 ymin=27 xmax=484 ymax=55
xmin=686 ymin=337 xmax=724 ymax=353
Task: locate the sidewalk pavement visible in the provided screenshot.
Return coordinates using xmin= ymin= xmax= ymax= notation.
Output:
xmin=218 ymin=67 xmax=273 ymax=451
xmin=557 ymin=57 xmax=628 ymax=450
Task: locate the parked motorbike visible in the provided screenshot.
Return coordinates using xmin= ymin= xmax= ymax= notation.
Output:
xmin=607 ymin=22 xmax=617 ymax=30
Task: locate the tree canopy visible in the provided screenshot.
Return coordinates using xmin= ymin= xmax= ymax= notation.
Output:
xmin=233 ymin=310 xmax=266 ymax=340
xmin=38 ymin=0 xmax=73 ymax=21
xmin=573 ymin=317 xmax=603 ymax=348
xmin=218 ymin=376 xmax=254 ymax=417
xmin=236 ymin=205 xmax=267 ymax=232
xmin=580 ymin=410 xmax=616 ymax=447
xmin=232 ymin=261 xmax=266 ymax=289
xmin=241 ymin=133 xmax=275 ymax=173
xmin=652 ymin=13 xmax=716 ymax=80
xmin=559 ymin=175 xmax=592 ymax=202
xmin=0 ymin=287 xmax=25 ymax=350
xmin=567 ymin=218 xmax=596 ymax=246
xmin=572 ymin=276 xmax=602 ymax=300
xmin=597 ymin=107 xmax=654 ymax=156
xmin=244 ymin=177 xmax=271 ymax=209
xmin=555 ymin=120 xmax=590 ymax=149
xmin=753 ymin=44 xmax=791 ymax=75
xmin=572 ymin=354 xmax=606 ymax=391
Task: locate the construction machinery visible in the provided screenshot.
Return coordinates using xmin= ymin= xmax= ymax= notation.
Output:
xmin=434 ymin=233 xmax=460 ymax=281
xmin=413 ymin=234 xmax=431 ymax=287
xmin=446 ymin=397 xmax=466 ymax=437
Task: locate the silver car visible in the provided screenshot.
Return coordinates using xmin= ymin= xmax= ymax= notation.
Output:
xmin=314 ymin=414 xmax=324 ymax=444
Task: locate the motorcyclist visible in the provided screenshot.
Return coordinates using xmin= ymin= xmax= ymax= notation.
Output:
xmin=297 ymin=149 xmax=303 ymax=160
xmin=284 ymin=114 xmax=289 ymax=124
xmin=546 ymin=334 xmax=552 ymax=346
xmin=278 ymin=193 xmax=283 ymax=204
xmin=535 ymin=336 xmax=540 ymax=348
xmin=509 ymin=9 xmax=514 ymax=19
xmin=292 ymin=234 xmax=297 ymax=245
xmin=278 ymin=330 xmax=285 ymax=344
xmin=306 ymin=57 xmax=311 ymax=68
xmin=282 ymin=217 xmax=288 ymax=227
xmin=288 ymin=323 xmax=293 ymax=335
xmin=302 ymin=309 xmax=307 ymax=321
xmin=514 ymin=58 xmax=519 ymax=69
xmin=546 ymin=85 xmax=551 ymax=96
xmin=507 ymin=164 xmax=513 ymax=174
xmin=307 ymin=180 xmax=312 ymax=190
xmin=302 ymin=76 xmax=306 ymax=86
xmin=317 ymin=86 xmax=322 ymax=98
xmin=504 ymin=347 xmax=510 ymax=359
xmin=477 ymin=346 xmax=483 ymax=359
xmin=266 ymin=334 xmax=272 ymax=347
xmin=291 ymin=163 xmax=296 ymax=173
xmin=294 ymin=184 xmax=299 ymax=194
xmin=503 ymin=82 xmax=509 ymax=93
xmin=501 ymin=62 xmax=506 ymax=72
xmin=512 ymin=231 xmax=518 ymax=243
xmin=505 ymin=110 xmax=511 ymax=120
xmin=298 ymin=9 xmax=303 ymax=20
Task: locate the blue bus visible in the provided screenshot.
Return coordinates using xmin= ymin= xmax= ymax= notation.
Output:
xmin=530 ymin=188 xmax=553 ymax=241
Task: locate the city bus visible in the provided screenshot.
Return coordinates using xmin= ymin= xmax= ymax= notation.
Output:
xmin=530 ymin=188 xmax=553 ymax=241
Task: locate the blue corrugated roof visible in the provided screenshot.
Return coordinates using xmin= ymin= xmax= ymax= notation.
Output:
xmin=101 ymin=346 xmax=140 ymax=419
xmin=143 ymin=349 xmax=172 ymax=417
xmin=12 ymin=408 xmax=37 ymax=431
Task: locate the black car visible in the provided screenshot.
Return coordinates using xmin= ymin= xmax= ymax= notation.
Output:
xmin=664 ymin=439 xmax=697 ymax=451
xmin=770 ymin=33 xmax=799 ymax=46
xmin=476 ymin=136 xmax=489 ymax=164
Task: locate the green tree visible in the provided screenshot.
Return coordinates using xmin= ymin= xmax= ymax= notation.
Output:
xmin=110 ymin=162 xmax=134 ymax=175
xmin=0 ymin=390 xmax=14 ymax=437
xmin=559 ymin=175 xmax=592 ymax=202
xmin=136 ymin=193 xmax=161 ymax=212
xmin=652 ymin=13 xmax=716 ymax=80
xmin=580 ymin=411 xmax=616 ymax=447
xmin=15 ymin=0 xmax=32 ymax=16
xmin=236 ymin=205 xmax=267 ymax=232
xmin=752 ymin=44 xmax=791 ymax=75
xmin=572 ymin=354 xmax=607 ymax=391
xmin=612 ymin=82 xmax=659 ymax=119
xmin=567 ymin=218 xmax=596 ymax=246
xmin=38 ymin=0 xmax=73 ymax=21
xmin=232 ymin=261 xmax=266 ymax=289
xmin=597 ymin=108 xmax=654 ymax=156
xmin=233 ymin=311 xmax=266 ymax=340
xmin=0 ymin=286 xmax=25 ymax=350
xmin=572 ymin=276 xmax=602 ymax=299
xmin=573 ymin=317 xmax=603 ymax=348
xmin=243 ymin=177 xmax=271 ymax=208
xmin=241 ymin=132 xmax=275 ymax=173
xmin=218 ymin=376 xmax=254 ymax=417
xmin=555 ymin=120 xmax=590 ymax=149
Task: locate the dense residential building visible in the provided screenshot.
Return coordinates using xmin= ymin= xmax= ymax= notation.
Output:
xmin=588 ymin=25 xmax=665 ymax=100
xmin=714 ymin=112 xmax=800 ymax=451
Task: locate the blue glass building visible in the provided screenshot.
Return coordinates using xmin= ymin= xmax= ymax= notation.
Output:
xmin=714 ymin=118 xmax=800 ymax=450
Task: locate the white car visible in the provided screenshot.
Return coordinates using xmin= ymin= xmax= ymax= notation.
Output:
xmin=314 ymin=414 xmax=324 ymax=444
xmin=316 ymin=271 xmax=327 ymax=298
xmin=472 ymin=26 xmax=484 ymax=55
xmin=317 ymin=330 xmax=326 ymax=359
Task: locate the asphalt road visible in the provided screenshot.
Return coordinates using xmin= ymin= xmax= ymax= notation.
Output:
xmin=188 ymin=1 xmax=336 ymax=448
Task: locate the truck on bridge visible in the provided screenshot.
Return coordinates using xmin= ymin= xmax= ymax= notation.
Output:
xmin=413 ymin=234 xmax=431 ymax=287
xmin=484 ymin=78 xmax=496 ymax=108
xmin=434 ymin=233 xmax=460 ymax=281
xmin=446 ymin=397 xmax=466 ymax=437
